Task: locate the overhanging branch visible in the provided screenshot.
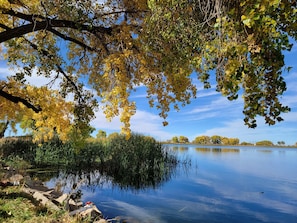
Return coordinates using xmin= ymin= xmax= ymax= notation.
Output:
xmin=48 ymin=28 xmax=95 ymax=52
xmin=0 ymin=9 xmax=112 ymax=44
xmin=23 ymin=37 xmax=85 ymax=104
xmin=0 ymin=89 xmax=41 ymax=113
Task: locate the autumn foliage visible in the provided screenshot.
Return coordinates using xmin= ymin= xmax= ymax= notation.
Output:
xmin=0 ymin=0 xmax=296 ymax=142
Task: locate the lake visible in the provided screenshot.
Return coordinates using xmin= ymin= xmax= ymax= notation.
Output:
xmin=46 ymin=145 xmax=297 ymax=223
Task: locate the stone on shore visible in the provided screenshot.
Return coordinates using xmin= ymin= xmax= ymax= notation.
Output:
xmin=55 ymin=193 xmax=68 ymax=205
xmin=69 ymin=203 xmax=103 ymax=221
xmin=94 ymin=219 xmax=108 ymax=223
xmin=1 ymin=170 xmax=109 ymax=222
xmin=9 ymin=174 xmax=24 ymax=185
xmin=32 ymin=191 xmax=60 ymax=211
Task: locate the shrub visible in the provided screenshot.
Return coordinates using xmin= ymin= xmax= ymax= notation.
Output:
xmin=35 ymin=138 xmax=75 ymax=166
xmin=35 ymin=138 xmax=105 ymax=168
xmin=0 ymin=138 xmax=36 ymax=163
xmin=255 ymin=140 xmax=274 ymax=146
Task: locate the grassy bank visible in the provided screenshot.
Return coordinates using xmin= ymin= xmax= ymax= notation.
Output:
xmin=0 ymin=186 xmax=82 ymax=223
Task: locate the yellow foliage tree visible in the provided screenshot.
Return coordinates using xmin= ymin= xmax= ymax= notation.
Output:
xmin=0 ymin=0 xmax=296 ymax=141
xmin=0 ymin=78 xmax=73 ymax=142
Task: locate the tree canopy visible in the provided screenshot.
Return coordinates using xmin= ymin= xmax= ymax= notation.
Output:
xmin=0 ymin=0 xmax=296 ymax=141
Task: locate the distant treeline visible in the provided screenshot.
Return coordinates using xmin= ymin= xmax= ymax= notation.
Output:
xmin=166 ymin=135 xmax=293 ymax=147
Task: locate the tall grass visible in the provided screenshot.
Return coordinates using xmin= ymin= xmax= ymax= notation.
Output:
xmin=104 ymin=133 xmax=178 ymax=189
xmin=0 ymin=133 xmax=179 ymax=189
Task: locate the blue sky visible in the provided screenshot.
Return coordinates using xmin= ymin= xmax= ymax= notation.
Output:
xmin=1 ymin=43 xmax=297 ymax=145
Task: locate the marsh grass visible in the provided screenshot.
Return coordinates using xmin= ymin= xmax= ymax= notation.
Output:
xmin=0 ymin=134 xmax=180 ymax=222
xmin=104 ymin=134 xmax=178 ymax=190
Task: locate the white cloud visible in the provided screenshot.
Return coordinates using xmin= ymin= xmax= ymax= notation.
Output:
xmin=0 ymin=67 xmax=13 ymax=80
xmin=91 ymin=109 xmax=175 ymax=140
xmin=0 ymin=65 xmax=60 ymax=88
xmin=185 ymin=95 xmax=243 ymax=120
xmin=90 ymin=111 xmax=122 ymax=131
xmin=196 ymin=90 xmax=219 ymax=98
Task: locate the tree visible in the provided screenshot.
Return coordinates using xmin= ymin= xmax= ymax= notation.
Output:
xmin=179 ymin=136 xmax=189 ymax=143
xmin=241 ymin=142 xmax=254 ymax=146
xmin=277 ymin=141 xmax=285 ymax=146
xmin=211 ymin=135 xmax=221 ymax=144
xmin=221 ymin=137 xmax=229 ymax=145
xmin=0 ymin=80 xmax=75 ymax=142
xmin=228 ymin=138 xmax=240 ymax=145
xmin=0 ymin=0 xmax=296 ymax=141
xmin=256 ymin=140 xmax=274 ymax=146
xmin=144 ymin=0 xmax=295 ymax=128
xmin=0 ymin=120 xmax=9 ymax=138
xmin=171 ymin=136 xmax=179 ymax=143
xmin=193 ymin=135 xmax=211 ymax=144
xmin=96 ymin=130 xmax=107 ymax=140
xmin=107 ymin=132 xmax=120 ymax=141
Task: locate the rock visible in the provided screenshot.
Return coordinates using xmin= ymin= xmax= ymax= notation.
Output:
xmin=94 ymin=219 xmax=108 ymax=223
xmin=55 ymin=193 xmax=68 ymax=205
xmin=32 ymin=191 xmax=60 ymax=211
xmin=2 ymin=173 xmax=109 ymax=221
xmin=9 ymin=174 xmax=24 ymax=185
xmin=68 ymin=198 xmax=83 ymax=211
xmin=76 ymin=201 xmax=83 ymax=207
xmin=0 ymin=179 xmax=12 ymax=187
xmin=23 ymin=176 xmax=35 ymax=187
xmin=79 ymin=204 xmax=103 ymax=220
xmin=69 ymin=204 xmax=103 ymax=221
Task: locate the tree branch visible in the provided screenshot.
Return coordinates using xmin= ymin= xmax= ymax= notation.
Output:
xmin=0 ymin=89 xmax=41 ymax=113
xmin=47 ymin=27 xmax=95 ymax=52
xmin=23 ymin=37 xmax=85 ymax=104
xmin=0 ymin=9 xmax=112 ymax=43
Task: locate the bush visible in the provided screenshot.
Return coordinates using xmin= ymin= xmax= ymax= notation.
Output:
xmin=256 ymin=140 xmax=274 ymax=146
xmin=73 ymin=142 xmax=106 ymax=166
xmin=0 ymin=138 xmax=36 ymax=163
xmin=35 ymin=138 xmax=105 ymax=168
xmin=35 ymin=138 xmax=74 ymax=166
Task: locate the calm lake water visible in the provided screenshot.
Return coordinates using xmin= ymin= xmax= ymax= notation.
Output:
xmin=46 ymin=145 xmax=297 ymax=223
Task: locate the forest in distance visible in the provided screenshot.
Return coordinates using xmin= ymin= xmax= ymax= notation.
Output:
xmin=91 ymin=130 xmax=297 ymax=147
xmin=164 ymin=134 xmax=297 ymax=147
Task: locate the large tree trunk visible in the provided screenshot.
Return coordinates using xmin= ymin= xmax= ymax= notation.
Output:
xmin=0 ymin=121 xmax=9 ymax=138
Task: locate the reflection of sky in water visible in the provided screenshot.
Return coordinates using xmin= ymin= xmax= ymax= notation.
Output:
xmin=48 ymin=146 xmax=297 ymax=223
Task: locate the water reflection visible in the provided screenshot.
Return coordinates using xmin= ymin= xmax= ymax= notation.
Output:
xmin=172 ymin=146 xmax=189 ymax=152
xmin=44 ymin=149 xmax=184 ymax=192
xmin=44 ymin=164 xmax=179 ymax=193
xmin=44 ymin=145 xmax=297 ymax=223
xmin=195 ymin=147 xmax=240 ymax=153
xmin=257 ymin=149 xmax=273 ymax=153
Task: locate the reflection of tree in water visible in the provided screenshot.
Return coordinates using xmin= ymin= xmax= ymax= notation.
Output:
xmin=195 ymin=147 xmax=239 ymax=154
xmin=172 ymin=146 xmax=179 ymax=151
xmin=195 ymin=147 xmax=211 ymax=153
xmin=179 ymin=146 xmax=189 ymax=152
xmin=258 ymin=149 xmax=273 ymax=153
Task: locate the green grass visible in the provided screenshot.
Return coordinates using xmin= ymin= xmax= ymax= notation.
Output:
xmin=0 ymin=186 xmax=84 ymax=223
